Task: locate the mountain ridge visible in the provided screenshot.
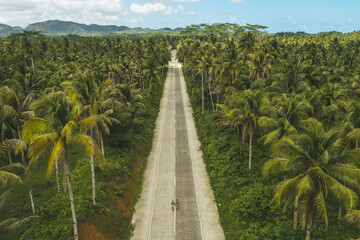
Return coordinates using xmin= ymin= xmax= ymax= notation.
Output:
xmin=0 ymin=20 xmax=183 ymax=36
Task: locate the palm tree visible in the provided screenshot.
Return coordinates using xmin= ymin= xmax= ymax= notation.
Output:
xmin=263 ymin=119 xmax=360 ymax=240
xmin=246 ymin=51 xmax=272 ymax=85
xmin=260 ymin=94 xmax=312 ymax=145
xmin=225 ymin=89 xmax=270 ymax=170
xmin=216 ymin=104 xmax=245 ymax=154
xmin=143 ymin=57 xmax=160 ymax=91
xmin=118 ymin=83 xmax=144 ymax=118
xmin=22 ymin=94 xmax=103 ymax=240
xmin=269 ymin=55 xmax=309 ymax=94
xmin=61 ymin=74 xmax=116 ymax=205
xmin=0 ymin=86 xmax=36 ymax=214
xmin=219 ymin=39 xmax=243 ymax=87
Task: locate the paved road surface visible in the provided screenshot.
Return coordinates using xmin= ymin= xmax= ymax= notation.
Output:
xmin=131 ymin=50 xmax=225 ymax=240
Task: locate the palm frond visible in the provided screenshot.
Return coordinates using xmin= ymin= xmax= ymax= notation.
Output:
xmin=22 ymin=117 xmax=53 ymax=143
xmin=0 ymin=163 xmax=24 ymax=172
xmin=314 ymin=189 xmax=328 ymax=227
xmin=326 ymin=175 xmax=358 ymax=209
xmin=274 ymin=174 xmax=304 ymax=206
xmin=71 ymin=134 xmax=103 ymax=163
xmin=327 ymin=164 xmax=360 ymax=192
xmin=61 ymin=121 xmax=76 ymax=145
xmin=295 ymin=175 xmax=314 ymax=202
xmin=46 ymin=138 xmax=65 ymax=178
xmin=0 ymin=191 xmax=10 ymax=209
xmin=0 ymin=171 xmax=22 ymax=185
xmin=27 ymin=132 xmax=58 ymax=176
xmin=262 ymin=157 xmax=288 ymax=177
xmin=345 ymin=210 xmax=360 ymax=226
xmin=7 ymin=216 xmax=38 ymax=230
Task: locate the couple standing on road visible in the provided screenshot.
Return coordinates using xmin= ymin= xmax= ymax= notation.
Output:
xmin=171 ymin=199 xmax=180 ymax=211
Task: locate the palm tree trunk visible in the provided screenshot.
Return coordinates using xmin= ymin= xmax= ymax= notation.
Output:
xmin=90 ymin=129 xmax=96 ymax=206
xmin=201 ymin=72 xmax=204 ymax=114
xmin=242 ymin=128 xmax=246 ymax=144
xmin=18 ymin=124 xmax=35 ymax=215
xmin=293 ymin=198 xmax=299 ymax=229
xmin=100 ymin=131 xmax=105 ymax=157
xmin=8 ymin=151 xmax=12 ymax=164
xmin=90 ymin=153 xmax=96 ymax=205
xmin=31 ymin=56 xmax=36 ymax=82
xmin=249 ymin=133 xmax=253 ymax=170
xmin=306 ymin=211 xmax=314 ymax=240
xmin=56 ymin=160 xmax=61 ymax=192
xmin=237 ymin=126 xmax=242 ymax=154
xmin=338 ymin=206 xmax=342 ymax=219
xmin=64 ymin=148 xmax=79 ymax=240
xmin=26 ymin=176 xmax=35 ymax=215
xmin=208 ymin=74 xmax=215 ymax=111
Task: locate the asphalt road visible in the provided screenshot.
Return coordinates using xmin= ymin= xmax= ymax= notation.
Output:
xmin=131 ymin=50 xmax=224 ymax=240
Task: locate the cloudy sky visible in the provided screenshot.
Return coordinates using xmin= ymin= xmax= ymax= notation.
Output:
xmin=0 ymin=0 xmax=359 ymax=33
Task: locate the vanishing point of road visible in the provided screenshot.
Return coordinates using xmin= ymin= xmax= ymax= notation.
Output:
xmin=131 ymin=50 xmax=225 ymax=240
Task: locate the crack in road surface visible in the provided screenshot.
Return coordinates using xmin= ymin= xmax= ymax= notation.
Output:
xmin=131 ymin=50 xmax=225 ymax=240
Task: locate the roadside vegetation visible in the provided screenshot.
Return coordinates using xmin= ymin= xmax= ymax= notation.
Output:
xmin=0 ymin=31 xmax=171 ymax=239
xmin=179 ymin=23 xmax=360 ymax=240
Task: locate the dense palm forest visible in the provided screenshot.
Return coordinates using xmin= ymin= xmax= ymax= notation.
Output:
xmin=178 ymin=23 xmax=360 ymax=240
xmin=0 ymin=31 xmax=171 ymax=239
xmin=2 ymin=23 xmax=360 ymax=240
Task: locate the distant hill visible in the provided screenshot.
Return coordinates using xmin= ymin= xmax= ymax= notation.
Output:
xmin=0 ymin=20 xmax=182 ymax=36
xmin=25 ymin=20 xmax=131 ymax=34
xmin=0 ymin=24 xmax=23 ymax=36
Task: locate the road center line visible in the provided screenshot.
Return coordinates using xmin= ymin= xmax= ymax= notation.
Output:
xmin=179 ymin=63 xmax=205 ymax=240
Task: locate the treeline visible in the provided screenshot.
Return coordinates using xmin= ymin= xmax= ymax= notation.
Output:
xmin=178 ymin=23 xmax=360 ymax=239
xmin=0 ymin=31 xmax=171 ymax=239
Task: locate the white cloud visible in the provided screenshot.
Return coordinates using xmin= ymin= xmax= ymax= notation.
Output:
xmin=164 ymin=6 xmax=179 ymax=15
xmin=288 ymin=16 xmax=296 ymax=24
xmin=0 ymin=0 xmax=125 ymax=27
xmin=231 ymin=17 xmax=237 ymax=22
xmin=130 ymin=3 xmax=167 ymax=15
xmin=130 ymin=2 xmax=182 ymax=16
xmin=230 ymin=0 xmax=244 ymax=3
xmin=187 ymin=10 xmax=195 ymax=15
xmin=143 ymin=0 xmax=199 ymax=2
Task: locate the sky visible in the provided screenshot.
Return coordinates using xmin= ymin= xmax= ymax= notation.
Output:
xmin=0 ymin=0 xmax=359 ymax=33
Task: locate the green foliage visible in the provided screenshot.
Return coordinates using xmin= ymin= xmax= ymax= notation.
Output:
xmin=114 ymin=184 xmax=127 ymax=196
xmin=186 ymin=74 xmax=360 ymax=239
xmin=0 ymin=34 xmax=168 ymax=240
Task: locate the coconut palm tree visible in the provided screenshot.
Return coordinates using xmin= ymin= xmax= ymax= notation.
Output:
xmin=61 ymin=73 xmax=116 ymax=205
xmin=22 ymin=94 xmax=103 ymax=240
xmin=226 ymin=89 xmax=270 ymax=170
xmin=260 ymin=94 xmax=312 ymax=145
xmin=216 ymin=104 xmax=245 ymax=154
xmin=246 ymin=50 xmax=272 ymax=85
xmin=263 ymin=119 xmax=360 ymax=240
xmin=0 ymin=86 xmax=36 ymax=214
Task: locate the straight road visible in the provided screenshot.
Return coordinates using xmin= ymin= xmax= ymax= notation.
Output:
xmin=131 ymin=50 xmax=224 ymax=240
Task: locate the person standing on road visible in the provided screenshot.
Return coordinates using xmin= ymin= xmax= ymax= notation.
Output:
xmin=171 ymin=200 xmax=175 ymax=211
xmin=175 ymin=199 xmax=180 ymax=210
